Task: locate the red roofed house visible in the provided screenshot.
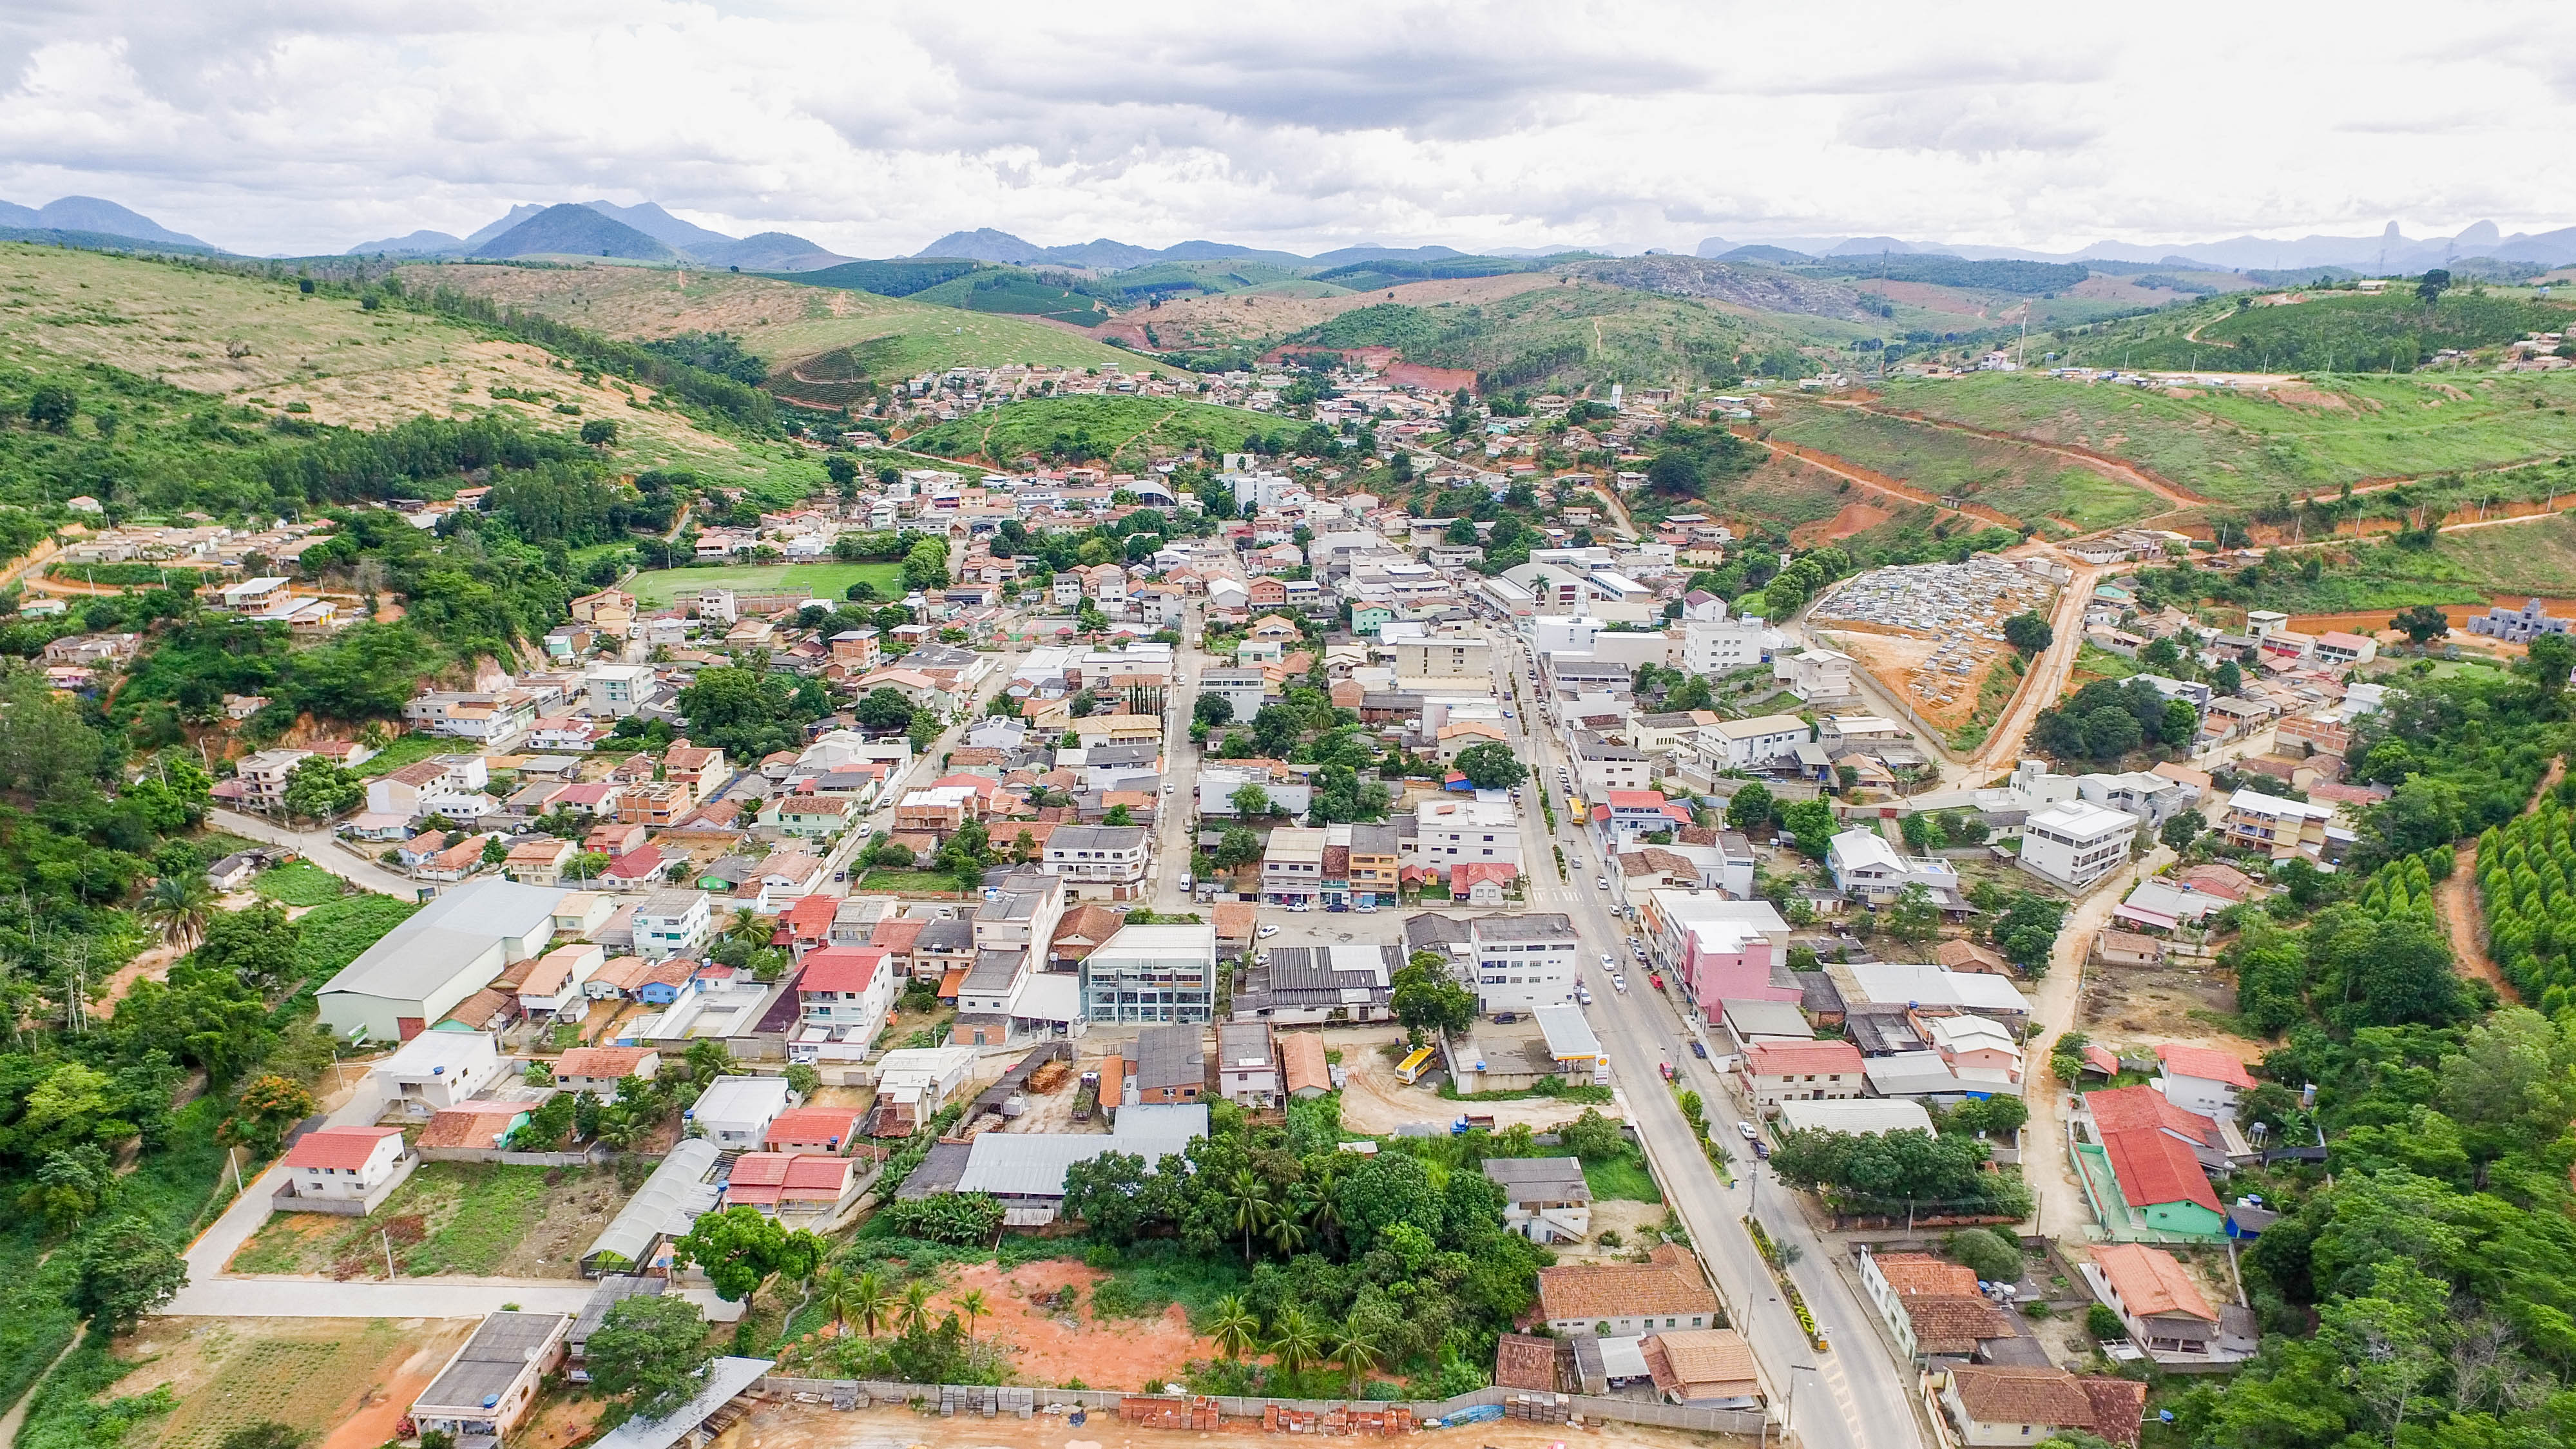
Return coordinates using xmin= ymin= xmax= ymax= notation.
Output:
xmin=778 ymin=892 xmax=840 ymax=954
xmin=2076 ymin=1086 xmax=2225 ymax=1239
xmin=600 ymin=843 xmax=667 ymax=891
xmin=553 ymin=1046 xmax=661 ymax=1094
xmin=1738 ymin=1039 xmax=1865 ymax=1110
xmin=2155 ymin=1044 xmax=2256 ymax=1122
xmin=719 ymin=1152 xmax=861 ymax=1223
xmin=1450 ymin=859 xmax=1521 ymax=906
xmin=1599 ymin=789 xmax=1697 ymax=846
xmin=764 ymin=1106 xmax=863 ymax=1154
xmin=794 ymin=946 xmax=896 ymax=1048
xmin=2082 ymin=1243 xmax=2241 ymax=1360
xmin=1939 ymin=1365 xmax=2146 ymax=1449
xmin=275 ymin=1126 xmax=414 ymax=1213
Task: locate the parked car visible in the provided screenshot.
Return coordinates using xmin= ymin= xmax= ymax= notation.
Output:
xmin=1596 ymin=877 xmax=1611 ymax=890
xmin=1257 ymin=924 xmax=1281 ymax=938
xmin=1736 ymin=1120 xmax=1760 ymax=1141
xmin=1690 ymin=1040 xmax=1709 ymax=1059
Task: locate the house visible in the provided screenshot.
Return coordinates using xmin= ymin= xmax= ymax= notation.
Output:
xmin=2082 ymin=1243 xmax=2244 ymax=1360
xmin=1483 ymin=1156 xmax=1591 ymax=1244
xmin=1280 ymin=1030 xmax=1331 ymax=1099
xmin=719 ymin=1152 xmax=861 ymax=1221
xmin=1826 ymin=828 xmax=1961 ymax=905
xmin=1704 ymin=713 xmax=1809 ymax=769
xmin=2077 ymin=1086 xmax=2226 ymax=1238
xmin=1936 ymin=939 xmax=2013 ymax=975
xmin=274 ymin=1126 xmax=414 ymax=1213
xmin=896 ymin=1102 xmax=1207 ymax=1226
xmin=1537 ymin=1243 xmax=1721 ymax=1335
xmin=2092 ymin=929 xmax=2164 ymax=966
xmin=793 ymin=946 xmax=896 ymax=1048
xmin=1640 ymin=1329 xmax=1761 ymax=1408
xmin=1215 ymin=1022 xmax=1279 ymax=1108
xmin=1494 ymin=1333 xmax=1559 ymax=1394
xmin=2157 ymin=1043 xmax=2256 ymax=1122
xmin=1738 ymin=1039 xmax=1865 ymax=1109
xmin=234 ymin=747 xmax=314 ymax=809
xmin=1040 ymin=824 xmax=1151 ymax=900
xmin=1937 ymin=1366 xmax=2144 ymax=1449
xmin=317 ymin=879 xmax=563 ymax=1042
xmin=2220 ymin=787 xmax=2338 ymax=860
xmin=369 ymin=1031 xmax=503 ymax=1117
xmin=1134 ymin=1022 xmax=1206 ymax=1103
xmin=518 ymin=943 xmax=604 ymax=1019
xmin=764 ymin=1106 xmax=863 ymax=1154
xmin=410 ymin=1312 xmax=573 ymax=1449
xmin=554 ymin=1046 xmax=660 ymax=1095
xmin=2111 ymin=878 xmax=2228 ymax=935
xmin=1858 ymin=1249 xmax=2022 ymax=1364
xmin=631 ymin=890 xmax=712 ymax=961
xmin=2312 ymin=630 xmax=2377 ymax=667
xmin=2016 ymin=801 xmax=2139 ymax=893
xmin=693 ymin=1076 xmax=798 ymax=1149
xmin=1774 ymin=1099 xmax=1937 ymax=1137
xmin=417 ymin=1100 xmax=532 ymax=1153
xmin=206 ymin=852 xmax=262 ymax=892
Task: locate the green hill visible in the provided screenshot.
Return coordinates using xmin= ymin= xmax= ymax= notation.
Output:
xmin=1865 ymin=370 xmax=2576 ymax=506
xmin=902 ymin=395 xmax=1305 ymax=468
xmin=2060 ymin=288 xmax=2576 ymax=374
xmin=903 ymin=269 xmax=1115 ymax=325
xmin=1764 ymin=399 xmax=2172 ymax=536
xmin=1280 ymin=283 xmax=1814 ymax=392
xmin=471 ymin=204 xmax=679 ymax=263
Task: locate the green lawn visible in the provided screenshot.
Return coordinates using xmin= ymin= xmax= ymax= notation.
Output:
xmin=629 ymin=561 xmax=903 ymax=606
xmin=230 ymin=1162 xmax=600 ymax=1276
xmin=1582 ymin=1151 xmax=1664 ymax=1204
xmin=352 ymin=734 xmax=450 ymax=778
xmin=255 ymin=861 xmax=348 ymax=907
xmin=857 ymin=868 xmax=971 ymax=894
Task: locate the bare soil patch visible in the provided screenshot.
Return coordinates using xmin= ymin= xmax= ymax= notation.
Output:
xmin=111 ymin=1316 xmax=478 ymax=1449
xmin=1331 ymin=1027 xmax=1617 ymax=1135
xmin=742 ymin=1400 xmax=1747 ymax=1449
xmin=912 ymin=1259 xmax=1211 ymax=1392
xmin=1791 ymin=500 xmax=1893 ymax=546
xmin=2077 ymin=961 xmax=2263 ymax=1061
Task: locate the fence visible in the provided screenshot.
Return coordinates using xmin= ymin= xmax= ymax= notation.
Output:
xmin=757 ymin=1377 xmax=1764 ymax=1437
xmin=415 ymin=1144 xmax=613 ymax=1167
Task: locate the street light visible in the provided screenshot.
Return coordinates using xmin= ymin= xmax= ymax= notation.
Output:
xmin=1783 ymin=1363 xmax=1821 ymax=1448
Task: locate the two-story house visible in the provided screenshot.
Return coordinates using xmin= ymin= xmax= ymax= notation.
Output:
xmin=1738 ymin=1039 xmax=1866 ymax=1110
xmin=794 ymin=946 xmax=897 ymax=1049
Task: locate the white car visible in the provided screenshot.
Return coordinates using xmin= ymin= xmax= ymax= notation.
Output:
xmin=1612 ymin=974 xmax=1628 ymax=993
xmin=1600 ymin=953 xmax=1615 ymax=968
xmin=1257 ymin=924 xmax=1281 ymax=938
xmin=1162 ymin=782 xmax=1175 ymax=793
xmin=1596 ymin=877 xmax=1611 ymax=891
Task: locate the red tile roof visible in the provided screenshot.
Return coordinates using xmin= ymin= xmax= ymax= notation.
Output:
xmin=869 ymin=917 xmax=927 ymax=954
xmin=2086 ymin=1084 xmax=2218 ymax=1146
xmin=722 ymin=1151 xmax=856 ymax=1205
xmin=282 ymin=1125 xmax=403 ymax=1170
xmin=796 ymin=946 xmax=886 ymax=995
xmin=2090 ymin=1097 xmax=2222 ymax=1214
xmin=1743 ymin=1039 xmax=1865 ymax=1077
xmin=556 ymin=1046 xmax=657 ymax=1081
xmin=782 ymin=893 xmax=838 ymax=938
xmin=2090 ymin=1243 xmax=2218 ymax=1323
xmin=764 ymin=1107 xmax=862 ymax=1151
xmin=2157 ymin=1043 xmax=2256 ymax=1089
xmin=1872 ymin=1252 xmax=1981 ymax=1298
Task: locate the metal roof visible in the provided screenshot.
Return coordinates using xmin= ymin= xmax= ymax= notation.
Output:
xmin=585 ymin=1358 xmax=773 ymax=1449
xmin=950 ymin=1103 xmax=1208 ymax=1198
xmin=318 ymin=878 xmax=563 ymax=1004
xmin=582 ymin=1139 xmax=718 ymax=1269
xmin=418 ymin=1311 xmax=570 ymax=1413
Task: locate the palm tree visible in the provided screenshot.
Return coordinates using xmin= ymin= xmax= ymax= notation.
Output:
xmin=898 ymin=1279 xmax=934 ymax=1336
xmin=957 ymin=1287 xmax=988 ymax=1344
xmin=1325 ymin=1319 xmax=1383 ymax=1396
xmin=1296 ymin=1167 xmax=1343 ymax=1252
xmin=1269 ymin=1305 xmax=1323 ymax=1378
xmin=1225 ymin=1169 xmax=1274 ymax=1265
xmin=851 ymin=1270 xmax=889 ymax=1338
xmin=140 ymin=874 xmax=215 ymax=952
xmin=723 ymin=907 xmax=771 ymax=952
xmin=814 ymin=1266 xmax=857 ymax=1336
xmin=1209 ymin=1294 xmax=1260 ymax=1362
xmin=1264 ymin=1211 xmax=1307 ymax=1258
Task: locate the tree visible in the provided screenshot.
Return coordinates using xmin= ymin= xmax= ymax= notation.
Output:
xmin=1104 ymin=803 xmax=1133 ymax=827
xmin=1327 ymin=1317 xmax=1384 ymax=1394
xmin=19 ymin=1145 xmax=118 ymax=1235
xmin=2437 ymin=1007 xmax=2576 ymax=1160
xmin=1210 ymin=1293 xmax=1260 ymax=1361
xmin=1452 ymin=741 xmax=1526 ymax=791
xmin=671 ymin=1205 xmax=823 ymax=1301
xmin=1193 ymin=693 xmax=1234 ymax=727
xmin=2003 ymin=611 xmax=2053 ymax=653
xmin=283 ymin=757 xmax=363 ymax=819
xmin=1645 ymin=450 xmax=1704 ymax=497
xmin=1726 ymin=783 xmax=1774 ymax=831
xmin=580 ymin=418 xmax=619 ymax=446
xmin=2522 ymin=631 xmax=2576 ymax=693
xmin=586 ymin=1293 xmax=713 ymax=1417
xmin=140 ymin=874 xmax=216 ymax=950
xmin=957 ymin=1287 xmax=988 ymax=1344
xmin=901 ymin=537 xmax=949 ymax=592
xmin=2213 ymin=659 xmax=2243 ymax=693
xmin=1943 ymin=1227 xmax=2026 ymax=1283
xmin=213 ymin=1424 xmax=305 ymax=1449
xmin=854 ymin=687 xmax=918 ymax=734
xmin=1230 ymin=782 xmax=1274 ymax=818
xmin=1390 ymin=959 xmax=1475 ymax=1042
xmin=2392 ymin=604 xmax=2450 ymax=646
xmin=1990 ymin=892 xmax=2065 ymax=975
xmin=851 ymin=1269 xmax=890 ymax=1337
xmin=1780 ymin=798 xmax=1838 ymax=858
xmin=2160 ymin=698 xmax=2200 ymax=749
xmin=27 ymin=384 xmax=78 ymax=432
xmin=1214 ymin=825 xmax=1262 ymax=868
xmin=2086 ymin=1303 xmax=2127 ymax=1341
xmin=1885 ymin=882 xmax=1940 ymax=949
xmin=2416 ymin=268 xmax=2452 ymax=306
xmin=233 ymin=1073 xmax=316 ymax=1152
xmin=70 ymin=1216 xmax=187 ymax=1332
xmin=899 ymin=1280 xmax=934 ymax=1336
xmin=1224 ymin=1168 xmax=1274 ymax=1263
xmin=1269 ymin=1305 xmax=1325 ymax=1376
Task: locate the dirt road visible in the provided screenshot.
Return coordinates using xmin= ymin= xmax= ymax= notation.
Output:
xmin=1820 ymin=398 xmax=2214 ymax=512
xmin=1970 ymin=557 xmax=2122 ymax=769
xmin=2435 ymin=756 xmax=2559 ymax=1004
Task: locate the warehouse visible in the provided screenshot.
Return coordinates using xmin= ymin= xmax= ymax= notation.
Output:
xmin=317 ymin=878 xmax=564 ymax=1042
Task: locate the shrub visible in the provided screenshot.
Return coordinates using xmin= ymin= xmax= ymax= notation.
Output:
xmin=1944 ymin=1227 xmax=2026 ymax=1283
xmin=2086 ymin=1303 xmax=2126 ymax=1341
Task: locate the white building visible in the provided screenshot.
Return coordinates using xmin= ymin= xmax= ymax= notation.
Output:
xmin=632 ymin=890 xmax=711 ymax=961
xmin=1704 ymin=713 xmax=1810 ymax=769
xmin=277 ymin=1125 xmax=412 ymax=1207
xmin=585 ymin=664 xmax=655 ymax=717
xmin=1468 ymin=913 xmax=1581 ymax=1013
xmin=1774 ymin=648 xmax=1856 ymax=700
xmin=1683 ymin=614 xmax=1771 ymax=675
xmin=1825 ymin=828 xmax=1961 ymax=904
xmin=316 ymin=878 xmax=563 ymax=1042
xmin=2017 ymin=801 xmax=2140 ymax=892
xmin=1041 ymin=825 xmax=1151 ymax=900
xmin=368 ymin=1031 xmax=503 ymax=1118
xmin=1412 ymin=798 xmax=1524 ymax=870
xmin=693 ymin=1075 xmax=798 ymax=1149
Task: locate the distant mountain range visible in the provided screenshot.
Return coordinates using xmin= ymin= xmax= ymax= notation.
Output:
xmin=347 ymin=201 xmax=853 ymax=271
xmin=0 ymin=196 xmax=213 ymax=249
xmin=908 ymin=227 xmax=1505 ymax=270
xmin=1695 ymin=220 xmax=2576 ymax=273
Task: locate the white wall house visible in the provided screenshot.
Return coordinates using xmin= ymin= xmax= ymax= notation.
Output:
xmin=1469 ymin=914 xmax=1581 ymax=1013
xmin=693 ymin=1075 xmax=798 ymax=1149
xmin=2017 ymin=801 xmax=2139 ymax=892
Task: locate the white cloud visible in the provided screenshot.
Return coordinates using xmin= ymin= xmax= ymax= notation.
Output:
xmin=0 ymin=1 xmax=2567 ymax=258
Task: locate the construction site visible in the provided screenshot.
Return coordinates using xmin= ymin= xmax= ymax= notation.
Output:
xmin=1808 ymin=555 xmax=2060 ymax=732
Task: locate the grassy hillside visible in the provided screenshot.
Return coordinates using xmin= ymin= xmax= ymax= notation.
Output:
xmin=903 ymin=269 xmax=1115 ymax=325
xmin=0 ymin=243 xmax=812 ymax=498
xmin=1764 ymin=399 xmax=2171 ymax=535
xmin=1277 ymin=283 xmax=1809 ymax=392
xmin=2059 ymin=287 xmax=2576 ymax=373
xmin=1867 ymin=370 xmax=2576 ymax=505
xmin=391 ymin=262 xmax=1168 ymax=396
xmin=903 ymin=395 xmax=1303 ymax=468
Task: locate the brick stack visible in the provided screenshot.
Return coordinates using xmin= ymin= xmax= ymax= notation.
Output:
xmin=1121 ymin=1396 xmax=1224 ymax=1430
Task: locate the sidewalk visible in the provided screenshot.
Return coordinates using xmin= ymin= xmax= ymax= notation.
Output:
xmin=209 ymin=809 xmax=419 ymax=898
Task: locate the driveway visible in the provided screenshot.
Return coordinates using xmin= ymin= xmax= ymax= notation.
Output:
xmin=209 ymin=809 xmax=420 ymax=899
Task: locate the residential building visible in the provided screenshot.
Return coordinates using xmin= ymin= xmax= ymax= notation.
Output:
xmin=1826 ymin=828 xmax=1963 ymax=905
xmin=1858 ymin=1250 xmax=2018 ymax=1364
xmin=234 ymin=747 xmax=314 ymax=809
xmin=369 ymin=1032 xmax=503 ymax=1117
xmin=894 ymin=1102 xmax=1207 ymax=1225
xmin=1280 ymin=1030 xmax=1331 ymax=1098
xmin=1081 ymin=923 xmax=1218 ymax=1023
xmin=1704 ymin=713 xmax=1809 ymax=769
xmin=2075 ymin=770 xmax=2200 ymax=829
xmin=2312 ymin=630 xmax=2376 ymax=667
xmin=1215 ymin=1021 xmax=1278 ymax=1107
xmin=1041 ymin=824 xmax=1151 ymax=899
xmin=1682 ymin=614 xmax=1769 ymax=675
xmin=410 ymin=1312 xmax=572 ymax=1449
xmin=1641 ymin=892 xmax=1796 ymax=1015
xmin=1133 ymin=1022 xmax=1206 ymax=1102
xmin=1536 ymin=1243 xmax=1720 ymax=1335
xmin=2017 ymin=801 xmax=2139 ymax=892
xmin=585 ymin=664 xmax=655 ymax=717
xmin=554 ymin=1046 xmax=660 ymax=1095
xmin=2075 ymin=1086 xmax=2226 ymax=1239
xmin=1937 ymin=1367 xmax=2144 ymax=1449
xmin=2083 ymin=1243 xmax=2233 ymax=1358
xmin=1484 ymin=1156 xmax=1591 ymax=1244
xmin=2156 ymin=1043 xmax=2256 ymax=1122
xmin=1261 ymin=825 xmax=1329 ymax=905
xmin=693 ymin=1076 xmax=798 ymax=1149
xmin=1642 ymin=1329 xmax=1762 ymax=1409
xmin=1467 ymin=912 xmax=1581 ymax=1013
xmin=765 ymin=1106 xmax=863 ymax=1153
xmin=1412 ymin=797 xmax=1522 ymax=872
xmin=631 ymin=890 xmax=711 ymax=961
xmin=794 ymin=946 xmax=897 ymax=1048
xmin=276 ymin=1126 xmax=412 ymax=1211
xmin=1593 ymin=789 xmax=1695 ymax=847
xmin=2219 ymin=788 xmax=2338 ymax=859
xmin=1775 ymin=647 xmax=1856 ymax=700
xmin=1738 ymin=1039 xmax=1865 ymax=1109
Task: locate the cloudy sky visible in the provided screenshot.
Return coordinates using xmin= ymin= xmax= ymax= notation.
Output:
xmin=2 ymin=0 xmax=2571 ymax=258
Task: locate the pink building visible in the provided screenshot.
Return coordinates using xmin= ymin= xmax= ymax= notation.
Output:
xmin=1642 ymin=890 xmax=1799 ymax=1015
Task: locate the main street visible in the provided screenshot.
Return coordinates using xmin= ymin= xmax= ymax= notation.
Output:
xmin=1491 ymin=622 xmax=1928 ymax=1449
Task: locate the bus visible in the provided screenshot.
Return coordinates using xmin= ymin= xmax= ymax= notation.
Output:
xmin=1396 ymin=1045 xmax=1436 ymax=1084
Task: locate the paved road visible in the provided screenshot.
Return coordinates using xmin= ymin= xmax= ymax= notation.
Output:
xmin=1492 ymin=624 xmax=1927 ymax=1449
xmin=209 ymin=808 xmax=420 ymax=898
xmin=1154 ymin=604 xmax=1208 ymax=915
xmin=822 ymin=646 xmax=1029 ymax=896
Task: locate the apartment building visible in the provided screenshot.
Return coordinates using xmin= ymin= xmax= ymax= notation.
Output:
xmin=2017 ymin=801 xmax=2139 ymax=892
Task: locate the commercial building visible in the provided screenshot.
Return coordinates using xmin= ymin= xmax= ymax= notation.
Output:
xmin=1466 ymin=913 xmax=1581 ymax=1013
xmin=2017 ymin=801 xmax=2139 ymax=892
xmin=317 ymin=878 xmax=563 ymax=1042
xmin=1081 ymin=923 xmax=1218 ymax=1023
